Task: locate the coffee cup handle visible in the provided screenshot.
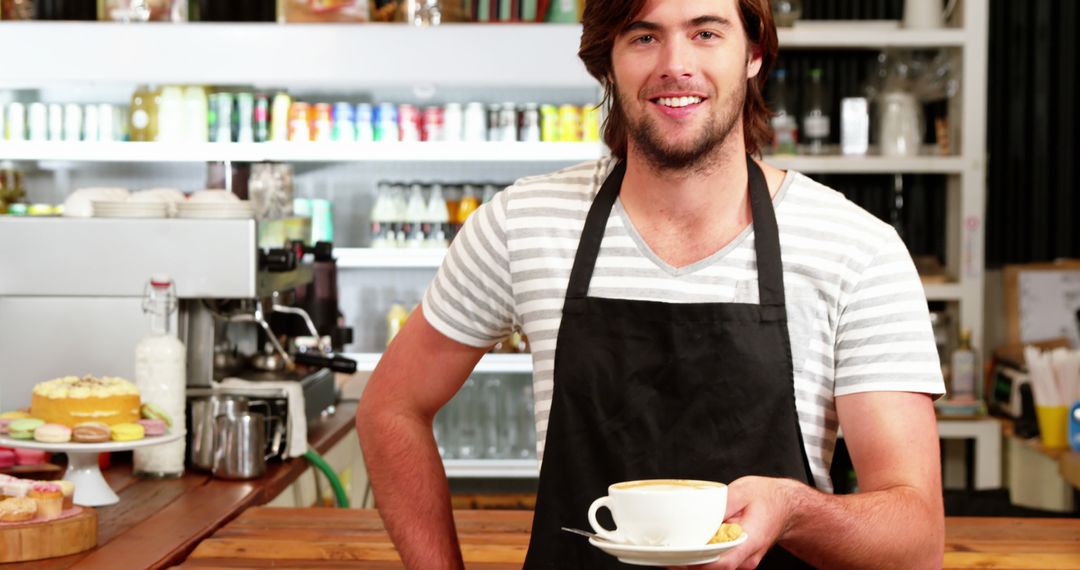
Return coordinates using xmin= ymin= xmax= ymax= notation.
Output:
xmin=587 ymin=496 xmax=621 ymax=543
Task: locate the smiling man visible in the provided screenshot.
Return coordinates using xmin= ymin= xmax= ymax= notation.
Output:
xmin=356 ymin=0 xmax=946 ymax=568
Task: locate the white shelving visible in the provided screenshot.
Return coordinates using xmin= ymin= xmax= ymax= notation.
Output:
xmin=0 ymin=23 xmax=593 ymax=88
xmin=336 ymin=248 xmax=446 ymax=269
xmin=0 ymin=141 xmax=605 ymax=163
xmin=347 ymin=352 xmax=533 ymax=374
xmin=778 ymin=22 xmax=968 ymax=49
xmin=766 ymin=152 xmax=966 ymax=174
xmin=443 ymin=459 xmax=539 ymax=479
xmin=924 ymin=282 xmax=963 ymax=302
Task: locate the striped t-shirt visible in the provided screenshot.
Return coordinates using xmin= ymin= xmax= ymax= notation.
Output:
xmin=422 ymin=158 xmax=945 ymax=491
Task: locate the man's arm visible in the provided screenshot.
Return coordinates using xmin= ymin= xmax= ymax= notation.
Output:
xmin=702 ymin=391 xmax=944 ymax=570
xmin=356 ymin=306 xmax=490 ymax=570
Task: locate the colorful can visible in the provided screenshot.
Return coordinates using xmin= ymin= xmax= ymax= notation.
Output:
xmin=581 ymin=104 xmax=601 ymax=142
xmin=289 ymin=102 xmax=312 ymax=142
xmin=398 ymin=104 xmax=421 ymax=142
xmin=557 ymin=104 xmax=582 ymax=142
xmin=236 ymin=92 xmax=255 ymax=143
xmin=207 ymin=93 xmax=220 ymax=142
xmin=540 ymin=104 xmax=559 ymax=142
xmin=332 ymin=102 xmax=356 ymax=142
xmin=270 ymin=92 xmax=292 ymax=142
xmin=373 ymin=102 xmax=399 ymax=142
xmin=520 ymin=103 xmax=541 ymax=142
xmin=421 ymin=105 xmax=444 ymax=142
xmin=355 ymin=103 xmax=374 ymax=142
xmin=312 ymin=103 xmax=333 ymax=142
xmin=254 ymin=94 xmax=271 ymax=143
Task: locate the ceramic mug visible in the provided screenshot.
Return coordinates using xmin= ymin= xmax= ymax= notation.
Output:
xmin=587 ymin=479 xmax=727 ymax=547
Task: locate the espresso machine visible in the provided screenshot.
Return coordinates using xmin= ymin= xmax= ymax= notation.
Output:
xmin=0 ymin=216 xmax=354 ymax=461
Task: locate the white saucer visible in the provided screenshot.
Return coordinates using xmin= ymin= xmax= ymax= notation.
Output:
xmin=589 ymin=533 xmax=748 ymax=566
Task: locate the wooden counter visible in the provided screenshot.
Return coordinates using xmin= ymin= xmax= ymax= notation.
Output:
xmin=3 ymin=401 xmax=359 ymax=570
xmin=177 ymin=508 xmax=1080 ymax=569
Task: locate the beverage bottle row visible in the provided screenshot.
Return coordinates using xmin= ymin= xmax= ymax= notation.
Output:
xmin=1 ymin=100 xmax=125 ymax=142
xmin=369 ymin=181 xmax=501 ymax=249
xmin=769 ymin=67 xmax=832 ymax=155
xmin=434 ymin=375 xmax=537 ymax=461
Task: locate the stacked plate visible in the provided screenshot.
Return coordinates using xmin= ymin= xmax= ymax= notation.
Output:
xmin=92 ymin=200 xmax=168 ymax=219
xmin=177 ymin=201 xmax=254 ymax=219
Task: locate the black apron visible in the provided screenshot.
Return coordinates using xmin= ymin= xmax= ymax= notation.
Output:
xmin=523 ymin=156 xmax=816 ymax=569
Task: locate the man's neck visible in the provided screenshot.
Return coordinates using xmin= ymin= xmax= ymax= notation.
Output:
xmin=620 ymin=139 xmax=749 ymax=228
xmin=616 ymin=138 xmax=755 ymax=268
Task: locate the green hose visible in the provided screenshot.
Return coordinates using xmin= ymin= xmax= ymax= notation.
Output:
xmin=303 ymin=449 xmax=350 ymax=509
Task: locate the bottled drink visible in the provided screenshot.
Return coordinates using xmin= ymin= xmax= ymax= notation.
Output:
xmin=133 ymin=276 xmax=186 ymax=479
xmin=82 ymin=104 xmax=99 ymax=142
xmin=481 ymin=183 xmax=497 ymax=204
xmin=425 ymin=183 xmax=450 ymax=249
xmin=157 ymin=85 xmax=186 ymax=143
xmin=6 ymin=102 xmax=26 ymax=141
xmin=463 ymin=102 xmax=486 ymax=142
xmin=950 ymin=328 xmax=977 ymax=402
xmin=443 ymin=102 xmax=463 ymax=142
xmin=540 ymin=104 xmax=559 ymax=142
xmin=456 ymin=184 xmax=480 ymax=231
xmin=373 ymin=103 xmax=399 ymax=142
xmin=520 ymin=103 xmax=541 ymax=142
xmin=421 ymin=106 xmax=443 ymax=142
xmin=802 ymin=68 xmax=830 ymax=155
xmin=235 ymin=92 xmax=255 ymax=144
xmin=498 ymin=103 xmax=518 ymax=142
xmin=390 ymin=183 xmax=408 ymax=245
xmin=772 ymin=0 xmax=801 ymax=27
xmin=270 ymin=92 xmax=292 ymax=142
xmin=184 ymin=86 xmax=209 ymax=143
xmin=486 ymin=104 xmax=501 ymax=142
xmin=370 ymin=182 xmax=394 ymax=249
xmin=312 ymin=103 xmax=333 ymax=142
xmin=557 ymin=104 xmax=581 ymax=142
xmin=332 ymin=102 xmax=355 ymax=142
xmin=288 ymin=102 xmax=311 ymax=142
xmin=129 ymin=84 xmax=157 ymax=142
xmin=386 ymin=302 xmax=409 ymax=346
xmin=63 ymin=103 xmax=81 ymax=142
xmin=770 ymin=69 xmax=797 ymax=155
xmin=214 ymin=92 xmax=234 ymax=143
xmin=404 ymin=183 xmax=427 ymax=248
xmin=355 ymin=103 xmax=375 ymax=142
xmin=398 ymin=104 xmax=421 ymax=142
xmin=47 ymin=103 xmax=63 ymax=141
xmin=454 ymin=378 xmax=482 ymax=459
xmin=253 ymin=94 xmax=270 ymax=143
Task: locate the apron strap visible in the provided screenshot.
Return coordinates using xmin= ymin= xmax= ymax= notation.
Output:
xmin=565 ymin=157 xmax=786 ymax=308
xmin=565 ymin=160 xmax=626 ymax=301
xmin=746 ymin=155 xmax=786 ymax=308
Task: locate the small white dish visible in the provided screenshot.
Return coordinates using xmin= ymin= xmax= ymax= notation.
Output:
xmin=588 ymin=533 xmax=748 ymax=567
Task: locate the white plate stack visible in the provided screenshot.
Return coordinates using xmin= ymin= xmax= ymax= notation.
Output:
xmin=92 ymin=200 xmax=169 ymax=219
xmin=177 ymin=201 xmax=255 ymax=219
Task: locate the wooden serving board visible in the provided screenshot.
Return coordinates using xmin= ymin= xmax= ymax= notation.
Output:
xmin=0 ymin=507 xmax=97 ymax=563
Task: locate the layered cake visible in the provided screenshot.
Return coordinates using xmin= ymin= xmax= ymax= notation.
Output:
xmin=30 ymin=376 xmax=141 ymax=427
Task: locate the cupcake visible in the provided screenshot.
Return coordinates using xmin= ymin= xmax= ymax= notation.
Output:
xmin=28 ymin=482 xmax=63 ymax=519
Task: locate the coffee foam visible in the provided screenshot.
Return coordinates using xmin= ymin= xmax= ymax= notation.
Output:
xmin=613 ymin=479 xmax=724 ymax=491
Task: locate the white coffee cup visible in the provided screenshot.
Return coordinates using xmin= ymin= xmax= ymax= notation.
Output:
xmin=903 ymin=0 xmax=958 ymax=29
xmin=587 ymin=479 xmax=727 ymax=547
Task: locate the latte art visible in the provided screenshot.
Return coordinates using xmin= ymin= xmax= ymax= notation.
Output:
xmin=614 ymin=479 xmax=724 ymax=492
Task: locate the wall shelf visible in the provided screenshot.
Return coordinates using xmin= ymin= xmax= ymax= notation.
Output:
xmin=346 ymin=352 xmax=533 ymax=374
xmin=443 ymin=459 xmax=539 ymax=478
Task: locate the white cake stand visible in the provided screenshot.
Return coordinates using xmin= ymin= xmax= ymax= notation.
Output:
xmin=0 ymin=432 xmax=183 ymax=507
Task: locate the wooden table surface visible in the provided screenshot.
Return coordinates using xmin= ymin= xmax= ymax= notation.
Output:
xmin=2 ymin=401 xmax=358 ymax=570
xmin=177 ymin=508 xmax=1080 ymax=569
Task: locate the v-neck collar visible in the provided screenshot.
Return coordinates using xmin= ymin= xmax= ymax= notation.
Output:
xmin=611 ymin=170 xmax=796 ymax=277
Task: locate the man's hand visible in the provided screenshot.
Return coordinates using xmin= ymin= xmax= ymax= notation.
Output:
xmin=668 ymin=476 xmax=803 ymax=570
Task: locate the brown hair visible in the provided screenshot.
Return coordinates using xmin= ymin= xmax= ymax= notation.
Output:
xmin=579 ymin=0 xmax=778 ymax=159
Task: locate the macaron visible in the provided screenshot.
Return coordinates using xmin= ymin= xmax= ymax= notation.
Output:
xmin=14 ymin=448 xmax=47 ymax=466
xmin=0 ymin=411 xmax=31 ymax=420
xmin=0 ymin=449 xmax=15 ymax=468
xmin=136 ymin=419 xmax=167 ymax=437
xmin=140 ymin=403 xmax=173 ymax=428
xmin=110 ymin=423 xmax=145 ymax=442
xmin=8 ymin=418 xmax=45 ymax=440
xmin=33 ymin=424 xmax=72 ymax=444
xmin=0 ymin=418 xmax=11 ymax=435
xmin=72 ymin=422 xmax=111 ymax=444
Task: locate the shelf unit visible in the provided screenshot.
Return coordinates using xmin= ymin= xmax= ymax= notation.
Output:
xmin=1 ymin=7 xmax=989 ymax=476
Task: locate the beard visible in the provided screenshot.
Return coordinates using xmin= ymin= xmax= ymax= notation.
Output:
xmin=619 ymin=79 xmax=745 ymax=173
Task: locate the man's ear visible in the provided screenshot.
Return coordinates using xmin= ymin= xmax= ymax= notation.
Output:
xmin=746 ymin=46 xmax=763 ymax=80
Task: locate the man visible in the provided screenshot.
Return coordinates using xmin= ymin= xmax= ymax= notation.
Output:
xmin=357 ymin=0 xmax=946 ymax=568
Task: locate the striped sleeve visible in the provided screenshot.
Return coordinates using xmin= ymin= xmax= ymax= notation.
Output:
xmin=833 ymin=229 xmax=946 ymax=398
xmin=422 ymin=190 xmax=516 ymax=348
